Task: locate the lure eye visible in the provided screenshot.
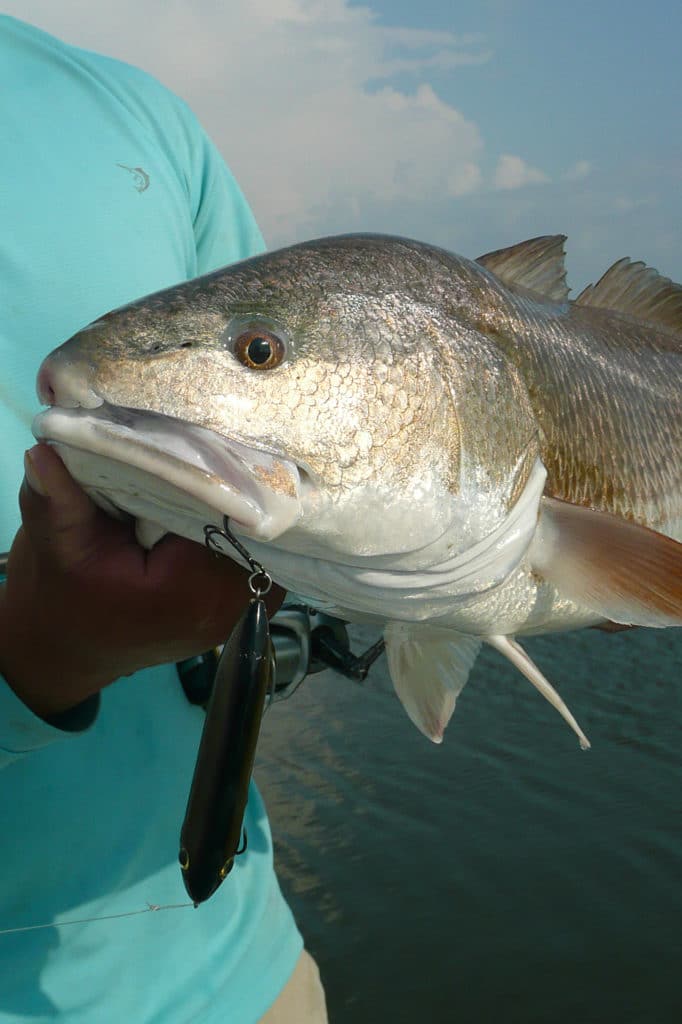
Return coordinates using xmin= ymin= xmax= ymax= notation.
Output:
xmin=233 ymin=327 xmax=286 ymax=371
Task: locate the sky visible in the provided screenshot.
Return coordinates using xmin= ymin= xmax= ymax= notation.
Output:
xmin=5 ymin=0 xmax=681 ymax=292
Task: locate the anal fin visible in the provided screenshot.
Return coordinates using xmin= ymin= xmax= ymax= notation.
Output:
xmin=486 ymin=634 xmax=590 ymax=750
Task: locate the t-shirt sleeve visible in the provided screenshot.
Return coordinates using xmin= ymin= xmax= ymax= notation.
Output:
xmin=0 ymin=671 xmax=100 ymax=769
xmin=190 ymin=131 xmax=266 ymax=275
xmin=151 ymin=81 xmax=266 ymax=273
xmin=88 ymin=56 xmax=266 ymax=274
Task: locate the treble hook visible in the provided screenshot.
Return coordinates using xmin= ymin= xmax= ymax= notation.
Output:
xmin=204 ymin=517 xmax=272 ymax=597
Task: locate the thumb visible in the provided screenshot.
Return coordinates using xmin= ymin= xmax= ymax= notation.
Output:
xmin=20 ymin=443 xmax=104 ymax=569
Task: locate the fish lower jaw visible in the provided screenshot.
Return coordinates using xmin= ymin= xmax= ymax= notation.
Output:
xmin=32 ymin=404 xmax=303 ymax=547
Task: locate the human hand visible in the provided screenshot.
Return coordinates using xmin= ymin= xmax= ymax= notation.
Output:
xmin=0 ymin=444 xmax=283 ymax=719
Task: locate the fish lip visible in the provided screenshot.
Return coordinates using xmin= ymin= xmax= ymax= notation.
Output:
xmin=32 ymin=402 xmax=303 ymax=541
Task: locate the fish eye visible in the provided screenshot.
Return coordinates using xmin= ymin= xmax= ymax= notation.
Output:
xmin=232 ymin=326 xmax=286 ymax=371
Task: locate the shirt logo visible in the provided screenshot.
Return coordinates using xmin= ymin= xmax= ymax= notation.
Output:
xmin=117 ymin=163 xmax=150 ymax=192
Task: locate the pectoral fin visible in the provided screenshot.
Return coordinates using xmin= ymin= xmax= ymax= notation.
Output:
xmin=530 ymin=497 xmax=682 ymax=627
xmin=486 ymin=635 xmax=591 ymax=750
xmin=384 ymin=623 xmax=481 ymax=744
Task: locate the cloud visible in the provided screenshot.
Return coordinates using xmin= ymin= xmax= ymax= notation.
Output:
xmin=5 ymin=1 xmax=490 ymax=244
xmin=493 ymin=154 xmax=549 ymax=191
xmin=563 ymin=160 xmax=592 ymax=181
xmin=611 ymin=194 xmax=657 ymax=212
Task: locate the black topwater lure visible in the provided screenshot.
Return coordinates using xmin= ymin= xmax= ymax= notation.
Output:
xmin=179 ymin=519 xmax=273 ymax=905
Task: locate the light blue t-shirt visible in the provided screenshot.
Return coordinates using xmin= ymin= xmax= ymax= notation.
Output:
xmin=0 ymin=16 xmax=302 ymax=1023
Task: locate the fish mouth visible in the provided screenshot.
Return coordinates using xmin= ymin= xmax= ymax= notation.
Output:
xmin=32 ymin=403 xmax=302 ymax=547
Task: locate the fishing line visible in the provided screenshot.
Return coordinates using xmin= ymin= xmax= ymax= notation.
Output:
xmin=0 ymin=901 xmax=193 ymax=937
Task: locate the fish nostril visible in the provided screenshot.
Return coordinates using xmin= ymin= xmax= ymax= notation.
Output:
xmin=35 ymin=353 xmax=105 ymax=410
xmin=37 ymin=363 xmax=56 ymax=406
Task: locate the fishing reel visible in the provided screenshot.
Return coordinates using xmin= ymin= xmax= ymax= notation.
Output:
xmin=177 ymin=603 xmax=385 ymax=707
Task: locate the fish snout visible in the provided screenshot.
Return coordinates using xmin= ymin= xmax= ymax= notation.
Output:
xmin=37 ymin=346 xmax=104 ymax=410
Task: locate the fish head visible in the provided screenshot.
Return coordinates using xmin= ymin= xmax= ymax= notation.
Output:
xmin=34 ymin=235 xmax=538 ymax=569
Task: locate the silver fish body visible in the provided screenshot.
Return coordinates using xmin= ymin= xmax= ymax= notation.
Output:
xmin=33 ymin=234 xmax=682 ymax=747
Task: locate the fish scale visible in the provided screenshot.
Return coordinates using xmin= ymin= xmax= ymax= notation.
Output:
xmin=483 ymin=292 xmax=682 ymax=526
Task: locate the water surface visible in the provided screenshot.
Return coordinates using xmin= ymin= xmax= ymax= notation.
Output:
xmin=257 ymin=625 xmax=682 ymax=1023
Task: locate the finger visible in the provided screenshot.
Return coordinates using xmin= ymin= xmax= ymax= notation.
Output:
xmin=151 ymin=532 xmax=286 ymax=609
xmin=145 ymin=533 xmax=285 ymax=636
xmin=20 ymin=444 xmax=105 ymax=568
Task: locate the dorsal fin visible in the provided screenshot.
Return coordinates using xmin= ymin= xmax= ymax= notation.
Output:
xmin=476 ymin=235 xmax=569 ymax=303
xmin=575 ymin=258 xmax=682 ymax=334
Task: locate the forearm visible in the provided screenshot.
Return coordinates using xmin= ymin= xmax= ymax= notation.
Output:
xmin=0 ymin=581 xmax=106 ymax=719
